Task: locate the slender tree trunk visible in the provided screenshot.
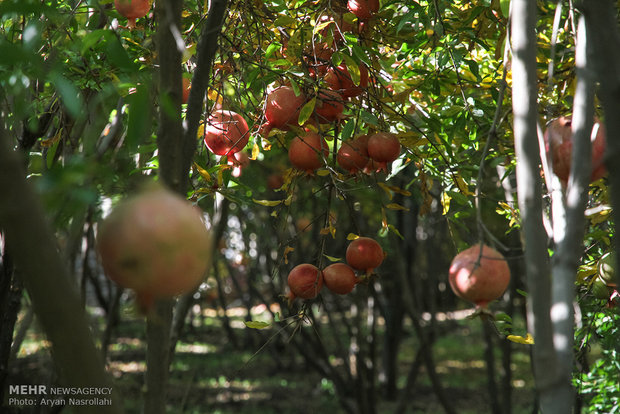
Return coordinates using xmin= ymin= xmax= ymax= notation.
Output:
xmin=0 ymin=122 xmax=122 ymax=414
xmin=581 ymin=0 xmax=620 ymax=289
xmin=511 ymin=0 xmax=558 ymax=412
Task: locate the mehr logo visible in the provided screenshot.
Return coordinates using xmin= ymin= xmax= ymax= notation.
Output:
xmin=9 ymin=385 xmax=47 ymax=395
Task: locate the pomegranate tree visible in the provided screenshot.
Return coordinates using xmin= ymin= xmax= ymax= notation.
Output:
xmin=96 ymin=184 xmax=212 ymax=311
xmin=543 ymin=116 xmax=607 ymax=185
xmin=264 ymin=86 xmax=307 ymax=132
xmin=288 ymin=132 xmax=329 ymax=174
xmin=337 ymin=135 xmax=370 ymax=174
xmin=114 ymin=0 xmax=151 ymax=29
xmin=325 ymin=63 xmax=369 ymax=98
xmin=448 ymin=244 xmax=510 ymax=309
xmin=346 ymin=237 xmax=384 ymax=274
xmin=202 ymin=110 xmax=249 ymax=157
xmin=323 ymin=263 xmax=358 ymax=294
xmin=287 ymin=263 xmax=324 ymax=301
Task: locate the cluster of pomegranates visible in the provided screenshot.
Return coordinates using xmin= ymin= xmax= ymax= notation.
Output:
xmin=287 ymin=237 xmax=384 ymax=303
xmin=543 ymin=115 xmax=607 ymax=186
xmin=448 ymin=244 xmax=511 ymax=309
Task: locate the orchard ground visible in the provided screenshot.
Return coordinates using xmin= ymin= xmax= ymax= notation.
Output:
xmin=6 ymin=302 xmax=539 ymax=414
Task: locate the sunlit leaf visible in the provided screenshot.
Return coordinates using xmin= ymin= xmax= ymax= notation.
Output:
xmin=244 ymin=321 xmax=271 ymax=329
xmin=506 ymin=333 xmax=534 ymax=345
xmin=252 ymin=198 xmax=283 ymax=207
xmin=298 ymin=98 xmax=316 ymax=125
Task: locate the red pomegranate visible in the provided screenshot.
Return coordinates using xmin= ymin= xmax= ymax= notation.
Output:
xmin=202 ymin=110 xmax=249 ymax=156
xmin=337 ymin=135 xmax=370 ymax=174
xmin=182 ymin=77 xmax=191 ymax=104
xmin=367 ymin=132 xmax=400 ymax=172
xmin=346 ymin=237 xmax=384 ymax=274
xmin=315 ymin=89 xmax=344 ymax=123
xmin=228 ymin=151 xmax=250 ymax=177
xmin=323 ymin=263 xmax=358 ymax=294
xmin=265 ymin=86 xmax=307 ymax=130
xmin=448 ymin=244 xmax=511 ymax=309
xmin=543 ymin=116 xmax=607 ymax=185
xmin=96 ymin=184 xmax=212 ymax=311
xmin=347 ymin=0 xmax=380 ymax=19
xmin=287 ymin=263 xmax=324 ymax=300
xmin=325 ymin=63 xmax=369 ymax=98
xmin=267 ymin=173 xmax=285 ymax=190
xmin=114 ymin=0 xmax=151 ymax=28
xmin=306 ymin=42 xmax=334 ymax=78
xmin=288 ymin=132 xmax=329 ymax=174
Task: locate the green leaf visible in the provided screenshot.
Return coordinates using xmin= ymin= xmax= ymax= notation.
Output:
xmin=500 ymin=0 xmax=510 ymax=18
xmin=360 ymin=110 xmax=379 ymax=126
xmin=298 ymin=98 xmax=316 ymax=125
xmin=50 ymin=72 xmax=83 ymax=119
xmin=341 ymin=120 xmax=355 ymax=141
xmin=126 ymin=83 xmax=151 ymax=150
xmin=244 ymin=321 xmax=271 ymax=329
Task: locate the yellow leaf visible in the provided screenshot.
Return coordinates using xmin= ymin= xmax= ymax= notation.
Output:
xmin=507 ymin=333 xmax=534 ymax=345
xmin=381 ymin=207 xmax=388 ymax=229
xmin=252 ymin=198 xmax=283 ymax=207
xmin=441 ymin=191 xmax=451 ymax=215
xmin=244 ymin=321 xmax=271 ymax=329
xmin=316 ymin=169 xmax=330 ymax=176
xmin=193 ymin=163 xmax=212 ymax=182
xmin=378 ymin=183 xmax=394 ymax=200
xmin=455 ymin=173 xmax=474 ymax=196
xmin=323 ymin=254 xmax=341 ymax=262
xmin=386 ymin=203 xmax=410 ymax=211
xmin=347 ymin=233 xmax=359 ymax=240
xmin=251 ymin=142 xmax=260 ymax=160
xmin=283 ymin=246 xmax=295 ymax=264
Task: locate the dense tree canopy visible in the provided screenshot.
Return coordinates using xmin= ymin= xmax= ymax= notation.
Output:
xmin=1 ymin=0 xmax=620 ymax=413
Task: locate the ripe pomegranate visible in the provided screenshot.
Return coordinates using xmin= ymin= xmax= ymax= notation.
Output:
xmin=543 ymin=116 xmax=607 ymax=185
xmin=337 ymin=135 xmax=370 ymax=174
xmin=182 ymin=77 xmax=191 ymax=104
xmin=306 ymin=42 xmax=334 ymax=78
xmin=228 ymin=151 xmax=250 ymax=177
xmin=288 ymin=132 xmax=329 ymax=174
xmin=315 ymin=89 xmax=344 ymax=123
xmin=114 ymin=0 xmax=151 ymax=29
xmin=287 ymin=263 xmax=324 ymax=301
xmin=347 ymin=0 xmax=380 ymax=19
xmin=267 ymin=173 xmax=285 ymax=190
xmin=325 ymin=63 xmax=369 ymax=98
xmin=96 ymin=184 xmax=212 ymax=311
xmin=448 ymin=244 xmax=511 ymax=308
xmin=367 ymin=132 xmax=401 ymax=172
xmin=202 ymin=110 xmax=249 ymax=156
xmin=346 ymin=237 xmax=384 ymax=274
xmin=323 ymin=263 xmax=358 ymax=294
xmin=265 ymin=86 xmax=307 ymax=130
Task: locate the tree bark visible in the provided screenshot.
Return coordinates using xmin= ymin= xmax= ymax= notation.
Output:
xmin=0 ymin=123 xmax=122 ymax=414
xmin=580 ymin=0 xmax=620 ymax=290
xmin=510 ymin=0 xmax=558 ymax=411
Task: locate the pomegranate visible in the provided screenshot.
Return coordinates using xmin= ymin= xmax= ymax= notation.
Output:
xmin=228 ymin=151 xmax=250 ymax=177
xmin=347 ymin=0 xmax=380 ymax=20
xmin=287 ymin=263 xmax=324 ymax=300
xmin=337 ymin=135 xmax=370 ymax=174
xmin=315 ymin=89 xmax=344 ymax=123
xmin=114 ymin=0 xmax=151 ymax=29
xmin=182 ymin=77 xmax=191 ymax=104
xmin=288 ymin=132 xmax=329 ymax=174
xmin=543 ymin=116 xmax=607 ymax=185
xmin=323 ymin=263 xmax=358 ymax=294
xmin=306 ymin=42 xmax=334 ymax=78
xmin=448 ymin=244 xmax=510 ymax=308
xmin=325 ymin=63 xmax=369 ymax=98
xmin=96 ymin=184 xmax=212 ymax=311
xmin=202 ymin=110 xmax=249 ymax=156
xmin=265 ymin=86 xmax=307 ymax=130
xmin=346 ymin=237 xmax=384 ymax=274
xmin=367 ymin=132 xmax=400 ymax=172
xmin=267 ymin=173 xmax=285 ymax=190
